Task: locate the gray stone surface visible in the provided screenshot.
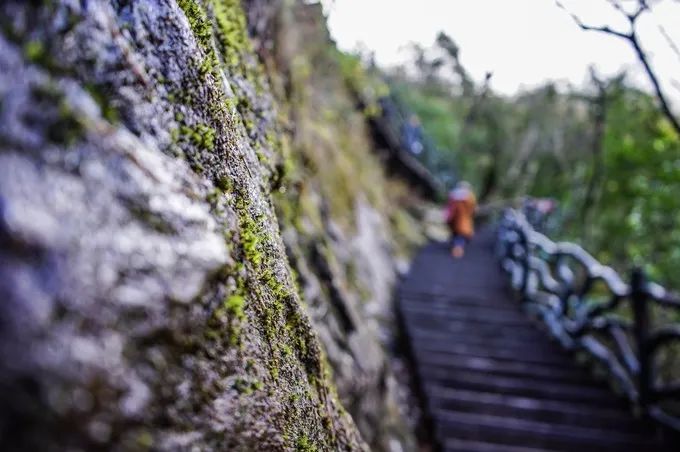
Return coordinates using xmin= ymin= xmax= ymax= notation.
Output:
xmin=0 ymin=1 xmax=366 ymax=450
xmin=0 ymin=1 xmax=425 ymax=450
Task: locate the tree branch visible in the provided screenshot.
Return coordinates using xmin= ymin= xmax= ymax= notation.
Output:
xmin=628 ymin=31 xmax=680 ymax=135
xmin=659 ymin=24 xmax=680 ymax=64
xmin=557 ymin=0 xmax=680 ymax=137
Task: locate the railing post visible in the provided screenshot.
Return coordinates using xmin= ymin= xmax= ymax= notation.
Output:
xmin=518 ymin=227 xmax=530 ymax=300
xmin=631 ymin=267 xmax=651 ymax=412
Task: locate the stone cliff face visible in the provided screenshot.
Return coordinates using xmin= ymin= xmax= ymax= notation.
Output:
xmin=0 ymin=1 xmax=429 ymax=450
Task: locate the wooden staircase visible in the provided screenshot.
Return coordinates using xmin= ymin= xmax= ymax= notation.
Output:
xmin=398 ymin=227 xmax=670 ymax=451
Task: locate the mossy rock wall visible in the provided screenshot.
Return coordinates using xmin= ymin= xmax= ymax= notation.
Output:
xmin=266 ymin=4 xmax=430 ymax=450
xmin=0 ymin=1 xmax=428 ymax=451
xmin=0 ymin=0 xmax=369 ymax=450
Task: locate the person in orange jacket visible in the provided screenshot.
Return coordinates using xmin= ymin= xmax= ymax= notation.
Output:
xmin=445 ymin=181 xmax=477 ymax=258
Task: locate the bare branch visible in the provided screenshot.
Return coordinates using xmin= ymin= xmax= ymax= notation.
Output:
xmin=556 ymin=1 xmax=630 ymax=38
xmin=606 ymin=0 xmax=647 ymax=22
xmin=576 ymin=23 xmax=630 ymax=40
xmin=659 ymin=24 xmax=680 ymax=64
xmin=630 ymin=0 xmax=649 ymax=22
xmin=628 ymin=32 xmax=680 ymax=136
xmin=557 ymin=0 xmax=680 ymax=137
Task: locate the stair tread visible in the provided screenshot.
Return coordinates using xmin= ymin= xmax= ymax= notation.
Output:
xmin=416 ymin=351 xmax=591 ymax=383
xmin=410 ymin=340 xmax=574 ymax=366
xmin=421 ymin=370 xmax=619 ymax=406
xmin=443 ymin=438 xmax=551 ymax=452
xmin=434 ymin=409 xmax=658 ymax=450
xmin=444 ymin=437 xmax=558 ymax=452
xmin=428 ymin=386 xmax=635 ymax=421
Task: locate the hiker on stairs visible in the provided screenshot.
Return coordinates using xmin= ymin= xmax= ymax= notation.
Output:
xmin=446 ymin=181 xmax=477 ymax=258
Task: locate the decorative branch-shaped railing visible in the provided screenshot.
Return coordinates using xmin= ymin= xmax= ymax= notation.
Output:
xmin=497 ymin=208 xmax=680 ymax=433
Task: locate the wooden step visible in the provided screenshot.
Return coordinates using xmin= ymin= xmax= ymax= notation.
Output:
xmin=434 ymin=409 xmax=658 ymax=451
xmin=421 ymin=370 xmax=622 ymax=407
xmin=444 ymin=437 xmax=558 ymax=452
xmin=401 ymin=296 xmax=518 ymax=312
xmin=429 ymin=387 xmax=645 ymax=431
xmin=410 ymin=339 xmax=573 ymax=367
xmin=406 ymin=319 xmax=548 ymax=341
xmin=401 ymin=304 xmax=531 ymax=326
xmin=408 ymin=329 xmax=570 ymax=357
xmin=416 ymin=351 xmax=593 ymax=385
xmin=406 ymin=318 xmax=546 ymax=340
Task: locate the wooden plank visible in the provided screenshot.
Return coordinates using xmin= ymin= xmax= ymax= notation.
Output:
xmin=420 ymin=369 xmax=618 ymax=406
xmin=429 ymin=387 xmax=644 ymax=431
xmin=444 ymin=437 xmax=556 ymax=452
xmin=434 ymin=410 xmax=658 ymax=451
xmin=410 ymin=340 xmax=572 ymax=367
xmin=416 ymin=351 xmax=592 ymax=384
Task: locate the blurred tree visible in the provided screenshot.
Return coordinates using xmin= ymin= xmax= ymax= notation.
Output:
xmin=381 ymin=26 xmax=680 ymax=286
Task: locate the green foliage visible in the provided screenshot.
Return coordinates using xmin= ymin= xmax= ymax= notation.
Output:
xmin=336 ymin=50 xmax=388 ymax=115
xmin=392 ymin=31 xmax=680 ymax=288
xmin=587 ymin=89 xmax=680 ymax=284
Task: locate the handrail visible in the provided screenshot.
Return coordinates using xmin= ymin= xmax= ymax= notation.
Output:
xmin=497 ymin=208 xmax=680 ymax=433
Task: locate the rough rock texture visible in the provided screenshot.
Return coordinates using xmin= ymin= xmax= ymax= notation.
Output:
xmin=267 ymin=5 xmax=429 ymax=450
xmin=0 ymin=1 xmax=429 ymax=451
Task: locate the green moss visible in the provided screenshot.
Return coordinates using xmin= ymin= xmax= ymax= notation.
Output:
xmin=135 ymin=431 xmax=153 ymax=449
xmin=170 ymin=127 xmax=180 ymax=143
xmin=34 ymin=86 xmax=85 ymax=146
xmin=240 ymin=217 xmax=262 ymax=266
xmin=224 ymin=96 xmax=237 ymax=112
xmin=284 ymin=310 xmax=309 ymax=361
xmin=215 ymin=175 xmax=232 ymax=192
xmin=23 ymin=40 xmax=45 ymax=63
xmin=29 ymin=81 xmax=86 ymax=146
xmin=233 ymin=376 xmax=262 ymax=395
xmin=20 ymin=32 xmax=74 ymax=75
xmin=174 ymin=123 xmax=216 ymax=151
xmin=168 ymin=87 xmax=195 ymax=107
xmin=245 ymin=358 xmax=256 ymax=372
xmin=296 ymin=435 xmax=318 ymax=452
xmin=189 ymin=159 xmax=205 ymax=174
xmin=84 ymin=83 xmax=119 ymax=123
xmin=194 ymin=123 xmax=216 ymax=150
xmin=269 ymin=363 xmax=279 ymax=380
xmin=210 ymin=0 xmax=253 ymax=73
xmin=206 ymin=281 xmax=248 ymax=346
xmin=224 ymin=294 xmax=245 ymax=320
xmin=177 ymin=0 xmax=214 ymax=52
xmin=243 ymin=117 xmax=256 ymax=134
xmin=198 ymin=57 xmax=214 ymax=77
xmin=128 ymin=204 xmax=176 ymax=234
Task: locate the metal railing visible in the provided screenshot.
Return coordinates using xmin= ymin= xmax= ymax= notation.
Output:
xmin=497 ymin=208 xmax=680 ymax=433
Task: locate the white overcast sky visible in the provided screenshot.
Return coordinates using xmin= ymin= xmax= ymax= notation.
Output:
xmin=323 ymin=0 xmax=680 ymax=101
